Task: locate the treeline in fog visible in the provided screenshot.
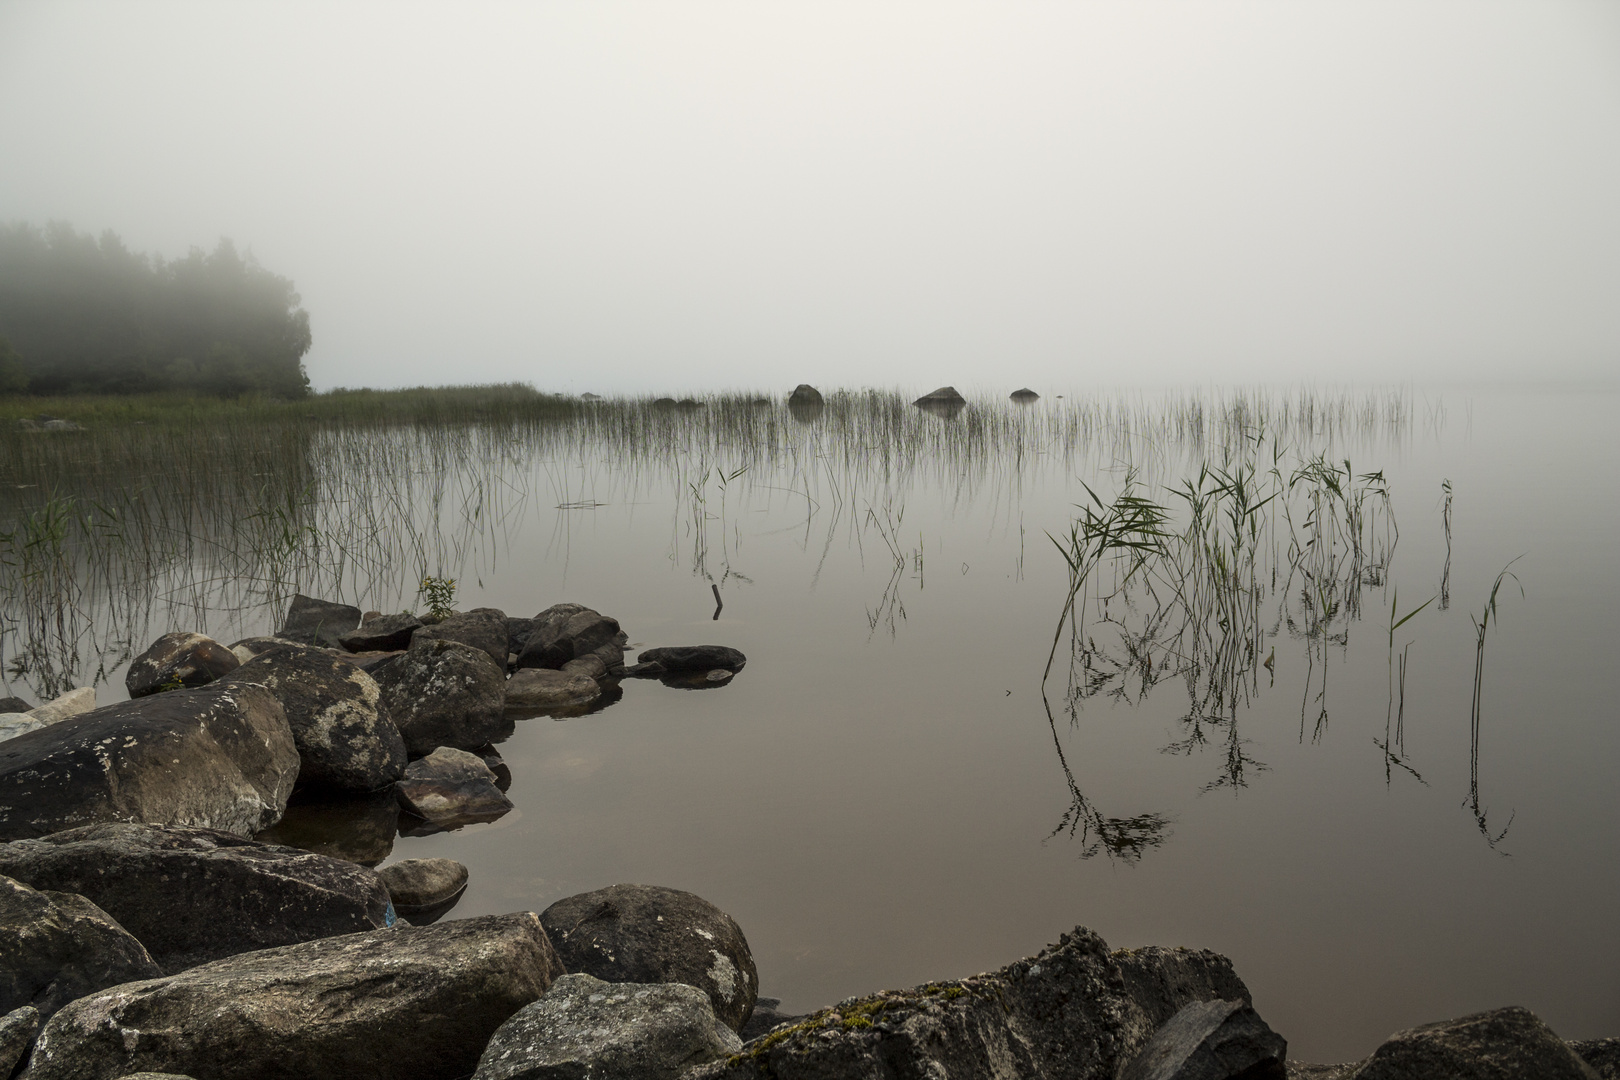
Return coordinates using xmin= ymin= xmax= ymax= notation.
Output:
xmin=0 ymin=221 xmax=311 ymax=398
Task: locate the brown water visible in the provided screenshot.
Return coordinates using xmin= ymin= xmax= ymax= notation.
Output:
xmin=4 ymin=386 xmax=1616 ymax=1061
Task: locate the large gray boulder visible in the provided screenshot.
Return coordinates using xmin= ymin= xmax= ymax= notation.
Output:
xmin=686 ymin=926 xmax=1257 ymax=1080
xmin=514 ymin=604 xmax=626 ymax=674
xmin=21 ymin=912 xmax=565 ymax=1080
xmin=125 ymin=633 xmax=240 ymax=698
xmin=0 ymin=874 xmax=161 ymax=1020
xmin=412 ymin=607 xmax=509 ymax=670
xmin=0 ymin=823 xmax=393 ymax=973
xmin=635 ymin=645 xmax=746 ymax=673
xmin=221 ymin=648 xmax=406 ymax=792
xmin=395 ymin=747 xmax=513 ymax=830
xmin=0 ymin=682 xmax=298 ymax=841
xmin=539 ymin=884 xmax=758 ymax=1033
xmin=0 ymin=1005 xmax=40 ymax=1076
xmin=1350 ymin=1007 xmax=1599 ymax=1080
xmin=371 ymin=638 xmax=507 ymax=755
xmin=474 ymin=973 xmax=742 ymax=1080
xmin=275 ymin=594 xmax=362 ymax=649
xmin=1119 ymin=998 xmax=1287 ymax=1080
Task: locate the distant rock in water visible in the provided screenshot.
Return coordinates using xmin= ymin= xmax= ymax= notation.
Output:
xmin=1010 ymin=387 xmax=1040 ymax=402
xmin=635 ymin=645 xmax=746 ymax=673
xmin=914 ymin=386 xmax=967 ymax=416
xmin=653 ymin=397 xmax=678 ymax=408
xmin=787 ymin=384 xmax=823 ymax=407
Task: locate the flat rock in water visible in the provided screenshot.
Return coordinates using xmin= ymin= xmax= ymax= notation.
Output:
xmin=0 ymin=681 xmax=298 ymax=842
xmin=276 ymin=593 xmax=362 ymax=649
xmin=0 ymin=1005 xmax=40 ymax=1076
xmin=1351 ymin=1007 xmax=1599 ymax=1080
xmin=378 ymin=858 xmax=468 ymax=909
xmin=395 ymin=747 xmax=513 ymax=828
xmin=0 ymin=874 xmax=161 ymax=1020
xmin=125 ymin=632 xmax=239 ymax=697
xmin=22 ymin=912 xmax=565 ymax=1080
xmin=221 ymin=649 xmax=406 ymax=792
xmin=635 ymin=646 xmax=746 ymax=673
xmin=372 ymin=638 xmax=508 ymax=755
xmin=474 ymin=972 xmax=742 ymax=1080
xmin=515 ymin=604 xmax=626 ymax=673
xmin=338 ymin=612 xmax=421 ymax=653
xmin=0 ymin=823 xmax=393 ymax=974
xmin=1119 ymin=998 xmax=1287 ymax=1080
xmin=506 ymin=668 xmax=601 ymax=710
xmin=411 ymin=608 xmax=509 ymax=671
xmin=540 ymin=883 xmax=758 ymax=1033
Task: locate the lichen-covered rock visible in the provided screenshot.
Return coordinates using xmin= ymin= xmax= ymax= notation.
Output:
xmin=1350 ymin=1007 xmax=1599 ymax=1080
xmin=505 ymin=669 xmax=601 ymax=711
xmin=474 ymin=973 xmax=742 ymax=1080
xmin=0 ymin=681 xmax=298 ymax=841
xmin=412 ymin=607 xmax=509 ymax=671
xmin=514 ymin=605 xmax=626 ymax=674
xmin=395 ymin=747 xmax=513 ymax=829
xmin=540 ymin=884 xmax=757 ymax=1033
xmin=0 ymin=875 xmax=160 ymax=1020
xmin=1118 ymin=998 xmax=1286 ymax=1080
xmin=221 ymin=648 xmax=406 ymax=791
xmin=371 ymin=638 xmax=507 ymax=755
xmin=125 ymin=633 xmax=240 ymax=698
xmin=0 ymin=823 xmax=393 ymax=973
xmin=0 ymin=1005 xmax=40 ymax=1077
xmin=338 ymin=612 xmax=421 ymax=653
xmin=20 ymin=912 xmax=565 ymax=1080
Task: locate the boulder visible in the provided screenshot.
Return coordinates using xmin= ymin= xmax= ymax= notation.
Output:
xmin=0 ymin=681 xmax=298 ymax=842
xmin=685 ymin=925 xmax=1257 ymax=1080
xmin=1351 ymin=1007 xmax=1599 ymax=1080
xmin=914 ymin=385 xmax=967 ymax=405
xmin=0 ymin=823 xmax=393 ymax=974
xmin=0 ymin=1005 xmax=39 ymax=1076
xmin=221 ymin=648 xmax=406 ymax=792
xmin=0 ymin=874 xmax=161 ymax=1020
xmin=227 ymin=636 xmax=306 ymax=665
xmin=254 ymin=788 xmax=399 ymax=866
xmin=395 ymin=747 xmax=514 ymax=829
xmin=1573 ymin=1040 xmax=1620 ymax=1080
xmin=559 ymin=654 xmax=608 ymax=681
xmin=412 ymin=607 xmax=509 ymax=670
xmin=635 ymin=645 xmax=747 ymax=673
xmin=739 ymin=997 xmax=808 ymax=1042
xmin=378 ymin=858 xmax=468 ymax=924
xmin=125 ymin=633 xmax=240 ymax=698
xmin=0 ymin=697 xmax=31 ymax=714
xmin=539 ymin=883 xmax=758 ymax=1032
xmin=275 ymin=593 xmax=362 ymax=649
xmin=22 ymin=912 xmax=565 ymax=1080
xmin=0 ymin=688 xmax=97 ymax=744
xmin=515 ymin=604 xmax=626 ymax=673
xmin=1112 ymin=946 xmax=1254 ymax=1026
xmin=337 ymin=612 xmax=421 ymax=653
xmin=1011 ymin=388 xmax=1040 ymax=402
xmin=474 ymin=973 xmax=742 ymax=1080
xmin=786 ymin=385 xmax=823 ymax=407
xmin=371 ymin=638 xmax=508 ymax=755
xmin=506 ymin=669 xmax=602 ymax=711
xmin=1118 ymin=998 xmax=1287 ymax=1080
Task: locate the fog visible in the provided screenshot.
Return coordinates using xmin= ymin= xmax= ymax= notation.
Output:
xmin=3 ymin=1 xmax=1618 ymax=394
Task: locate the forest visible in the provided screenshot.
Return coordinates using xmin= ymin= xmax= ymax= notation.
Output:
xmin=0 ymin=221 xmax=311 ymax=398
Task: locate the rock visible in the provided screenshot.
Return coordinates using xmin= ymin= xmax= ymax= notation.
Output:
xmin=559 ymin=654 xmax=608 ymax=681
xmin=786 ymin=385 xmax=823 ymax=407
xmin=636 ymin=645 xmax=747 ymax=672
xmin=371 ymin=638 xmax=508 ymax=755
xmin=412 ymin=607 xmax=509 ymax=670
xmin=623 ymin=661 xmax=667 ymax=678
xmin=0 ymin=823 xmax=393 ymax=974
xmin=515 ymin=604 xmax=626 ymax=673
xmin=0 ymin=688 xmax=98 ymax=742
xmin=505 ymin=668 xmax=602 ymax=711
xmin=1573 ymin=1040 xmax=1620 ymax=1080
xmin=1113 ymin=946 xmax=1254 ymax=1026
xmin=0 ymin=1005 xmax=40 ymax=1076
xmin=0 ymin=681 xmax=298 ymax=842
xmin=0 ymin=697 xmax=30 ymax=714
xmin=686 ymin=925 xmax=1256 ymax=1080
xmin=275 ymin=593 xmax=362 ymax=649
xmin=395 ymin=747 xmax=513 ymax=829
xmin=1011 ymin=387 xmax=1040 ymax=402
xmin=22 ymin=912 xmax=564 ymax=1080
xmin=125 ymin=633 xmax=240 ymax=697
xmin=378 ymin=858 xmax=468 ymax=911
xmin=474 ymin=972 xmax=743 ymax=1080
xmin=254 ymin=788 xmax=399 ymax=866
xmin=581 ymin=392 xmax=602 ymax=401
xmin=113 ymin=1075 xmax=198 ymax=1080
xmin=678 ymin=398 xmax=704 ymax=409
xmin=505 ymin=617 xmax=535 ymax=656
xmin=1119 ymin=998 xmax=1287 ymax=1080
xmin=653 ymin=397 xmax=678 ymax=408
xmin=337 ymin=612 xmax=421 ymax=652
xmin=221 ymin=648 xmax=406 ymax=792
xmin=914 ymin=385 xmax=967 ymax=405
xmin=0 ymin=874 xmax=161 ymax=1020
xmin=739 ymin=998 xmax=808 ymax=1042
xmin=1350 ymin=1007 xmax=1599 ymax=1080
xmin=539 ymin=883 xmax=758 ymax=1032
xmin=227 ymin=636 xmax=306 ymax=665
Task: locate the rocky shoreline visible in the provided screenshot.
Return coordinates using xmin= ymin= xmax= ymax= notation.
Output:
xmin=0 ymin=594 xmax=1611 ymax=1079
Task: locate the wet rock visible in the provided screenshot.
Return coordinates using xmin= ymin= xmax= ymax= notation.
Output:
xmin=506 ymin=668 xmax=601 ymax=710
xmin=0 ymin=688 xmax=97 ymax=744
xmin=378 ymin=858 xmax=468 ymax=910
xmin=540 ymin=883 xmax=758 ymax=1032
xmin=125 ymin=632 xmax=240 ymax=697
xmin=395 ymin=747 xmax=513 ymax=829
xmin=23 ymin=912 xmax=564 ymax=1080
xmin=276 ymin=593 xmax=362 ymax=649
xmin=0 ymin=823 xmax=393 ymax=974
xmin=412 ymin=607 xmax=509 ymax=670
xmin=1573 ymin=1040 xmax=1620 ymax=1080
xmin=786 ymin=384 xmax=823 ymax=407
xmin=372 ymin=638 xmax=507 ymax=755
xmin=1351 ymin=1007 xmax=1599 ymax=1080
xmin=515 ymin=604 xmax=626 ymax=673
xmin=0 ymin=1005 xmax=40 ymax=1076
xmin=254 ymin=787 xmax=399 ymax=866
xmin=474 ymin=972 xmax=742 ymax=1080
xmin=636 ymin=645 xmax=747 ymax=672
xmin=0 ymin=681 xmax=298 ymax=841
xmin=337 ymin=612 xmax=421 ymax=653
xmin=0 ymin=874 xmax=160 ymax=1020
xmin=221 ymin=648 xmax=406 ymax=792
xmin=1119 ymin=998 xmax=1287 ymax=1080
xmin=1011 ymin=387 xmax=1040 ymax=402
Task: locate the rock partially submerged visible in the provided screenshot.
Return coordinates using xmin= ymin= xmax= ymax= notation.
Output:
xmin=515 ymin=604 xmax=626 ymax=674
xmin=787 ymin=384 xmax=823 ymax=407
xmin=22 ymin=912 xmax=565 ymax=1080
xmin=372 ymin=638 xmax=508 ymax=755
xmin=125 ymin=633 xmax=239 ymax=698
xmin=395 ymin=747 xmax=513 ymax=830
xmin=635 ymin=645 xmax=746 ymax=673
xmin=378 ymin=858 xmax=468 ymax=924
xmin=505 ymin=668 xmax=601 ymax=711
xmin=0 ymin=874 xmax=160 ymax=1020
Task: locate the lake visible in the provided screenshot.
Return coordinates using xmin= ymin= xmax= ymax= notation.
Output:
xmin=1 ymin=384 xmax=1615 ymax=1062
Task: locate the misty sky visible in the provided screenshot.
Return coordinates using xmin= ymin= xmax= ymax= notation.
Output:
xmin=3 ymin=1 xmax=1618 ymax=394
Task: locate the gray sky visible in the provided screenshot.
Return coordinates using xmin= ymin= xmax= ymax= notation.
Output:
xmin=3 ymin=1 xmax=1617 ymax=394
